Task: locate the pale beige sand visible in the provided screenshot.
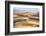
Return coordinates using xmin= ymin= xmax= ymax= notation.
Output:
xmin=14 ymin=19 xmax=39 ymax=28
xmin=13 ymin=12 xmax=39 ymax=28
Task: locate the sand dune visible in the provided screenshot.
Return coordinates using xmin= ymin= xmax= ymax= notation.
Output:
xmin=13 ymin=12 xmax=39 ymax=28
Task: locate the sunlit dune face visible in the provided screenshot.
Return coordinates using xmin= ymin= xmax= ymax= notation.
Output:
xmin=13 ymin=8 xmax=39 ymax=28
xmin=13 ymin=11 xmax=33 ymax=16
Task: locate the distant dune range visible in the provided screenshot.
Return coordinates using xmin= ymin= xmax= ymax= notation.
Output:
xmin=13 ymin=11 xmax=32 ymax=15
xmin=13 ymin=11 xmax=39 ymax=19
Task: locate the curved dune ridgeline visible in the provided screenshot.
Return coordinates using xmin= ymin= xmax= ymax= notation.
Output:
xmin=13 ymin=11 xmax=39 ymax=28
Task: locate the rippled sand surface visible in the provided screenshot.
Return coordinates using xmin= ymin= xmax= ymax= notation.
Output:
xmin=14 ymin=18 xmax=39 ymax=28
xmin=13 ymin=12 xmax=39 ymax=28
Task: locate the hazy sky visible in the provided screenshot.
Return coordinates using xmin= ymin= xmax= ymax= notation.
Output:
xmin=13 ymin=7 xmax=39 ymax=13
